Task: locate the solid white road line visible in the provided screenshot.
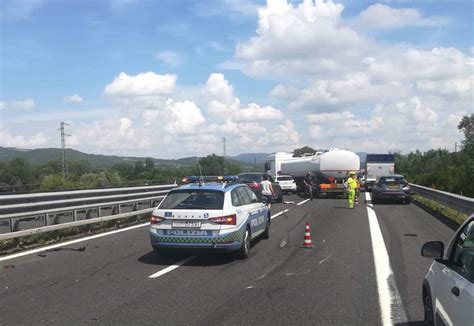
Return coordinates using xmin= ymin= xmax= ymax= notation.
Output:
xmin=365 ymin=192 xmax=407 ymax=326
xmin=0 ymin=222 xmax=150 ymax=262
xmin=148 ymin=255 xmax=198 ymax=278
xmin=297 ymin=199 xmax=310 ymax=206
xmin=271 ymin=209 xmax=289 ymax=220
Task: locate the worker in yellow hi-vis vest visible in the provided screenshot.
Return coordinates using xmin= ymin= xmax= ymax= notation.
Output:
xmin=346 ymin=171 xmax=358 ymax=209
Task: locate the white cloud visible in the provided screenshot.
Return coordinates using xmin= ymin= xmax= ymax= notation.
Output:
xmin=205 ymin=73 xmax=236 ymax=105
xmin=0 ymin=130 xmax=48 ymax=147
xmin=307 ymin=111 xmax=355 ymax=123
xmin=353 ymin=4 xmax=446 ymax=30
xmin=232 ymin=103 xmax=284 ymax=122
xmin=64 ymin=94 xmax=84 ymax=104
xmin=0 ymin=98 xmax=35 ymax=110
xmin=155 ymin=51 xmax=183 ymax=68
xmin=73 ymin=116 xmax=151 ymax=153
xmin=163 ymin=100 xmax=206 ymax=134
xmin=104 ymin=72 xmax=177 ymax=97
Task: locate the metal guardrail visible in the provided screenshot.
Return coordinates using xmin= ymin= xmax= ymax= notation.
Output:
xmin=0 ymin=184 xmax=177 ymax=241
xmin=409 ymin=183 xmax=474 ymax=215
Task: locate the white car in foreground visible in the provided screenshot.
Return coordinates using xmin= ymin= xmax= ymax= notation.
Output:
xmin=275 ymin=175 xmax=297 ymax=194
xmin=421 ymin=214 xmax=474 ymax=325
xmin=149 ymin=183 xmax=271 ymax=259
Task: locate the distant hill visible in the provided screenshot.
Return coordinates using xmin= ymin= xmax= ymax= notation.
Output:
xmin=231 ymin=153 xmax=269 ymax=165
xmin=0 ymin=147 xmax=257 ymax=170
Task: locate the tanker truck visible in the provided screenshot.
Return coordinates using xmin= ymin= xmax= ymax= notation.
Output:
xmin=264 ymin=149 xmax=360 ymax=198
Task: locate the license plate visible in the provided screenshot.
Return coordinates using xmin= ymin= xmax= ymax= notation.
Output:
xmin=172 ymin=221 xmax=201 ymax=228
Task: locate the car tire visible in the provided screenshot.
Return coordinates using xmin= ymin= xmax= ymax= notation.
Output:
xmin=423 ymin=289 xmax=435 ymax=326
xmin=262 ymin=215 xmax=271 ymax=239
xmin=237 ymin=227 xmax=251 ymax=259
xmin=404 ymin=199 xmax=411 ymax=205
xmin=372 ymin=195 xmax=377 ymax=204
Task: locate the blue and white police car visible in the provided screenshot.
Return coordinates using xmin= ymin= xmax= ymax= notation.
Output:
xmin=149 ymin=183 xmax=271 ymax=258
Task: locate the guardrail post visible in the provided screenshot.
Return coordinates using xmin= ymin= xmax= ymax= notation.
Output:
xmin=98 ymin=206 xmax=101 ymax=217
xmin=73 ymin=210 xmax=77 ymax=222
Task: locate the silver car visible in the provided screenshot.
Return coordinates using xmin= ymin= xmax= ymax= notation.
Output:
xmin=421 ymin=214 xmax=474 ymax=325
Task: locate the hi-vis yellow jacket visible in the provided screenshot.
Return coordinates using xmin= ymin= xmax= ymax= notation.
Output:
xmin=347 ymin=177 xmax=358 ymax=191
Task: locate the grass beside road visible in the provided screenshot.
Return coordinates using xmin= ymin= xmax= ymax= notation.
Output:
xmin=412 ymin=194 xmax=469 ymax=225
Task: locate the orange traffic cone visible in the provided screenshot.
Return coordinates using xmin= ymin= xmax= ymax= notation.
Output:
xmin=300 ymin=222 xmax=314 ymax=248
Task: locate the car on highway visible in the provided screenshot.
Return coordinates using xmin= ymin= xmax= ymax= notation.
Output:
xmin=371 ymin=174 xmax=411 ymax=204
xmin=421 ymin=214 xmax=474 ymax=326
xmin=149 ymin=183 xmax=270 ymax=258
xmin=275 ymin=175 xmax=297 ymax=194
xmin=237 ymin=172 xmax=283 ymax=203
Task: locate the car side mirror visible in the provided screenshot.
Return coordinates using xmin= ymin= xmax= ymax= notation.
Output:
xmin=421 ymin=241 xmax=444 ymax=259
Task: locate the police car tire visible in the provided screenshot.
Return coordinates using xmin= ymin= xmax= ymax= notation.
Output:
xmin=262 ymin=216 xmax=270 ymax=239
xmin=237 ymin=227 xmax=250 ymax=259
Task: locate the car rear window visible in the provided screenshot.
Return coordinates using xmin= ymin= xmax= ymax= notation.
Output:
xmin=379 ymin=176 xmax=406 ymax=183
xmin=238 ymin=174 xmax=262 ymax=183
xmin=159 ymin=190 xmax=224 ymax=210
xmin=277 ymin=176 xmax=293 ymax=181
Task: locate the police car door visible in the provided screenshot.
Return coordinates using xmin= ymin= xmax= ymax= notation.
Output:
xmin=237 ymin=187 xmax=265 ymax=238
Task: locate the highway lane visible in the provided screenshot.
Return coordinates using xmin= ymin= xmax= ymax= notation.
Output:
xmin=367 ymin=192 xmax=455 ymax=324
xmin=0 ymin=194 xmax=456 ymax=325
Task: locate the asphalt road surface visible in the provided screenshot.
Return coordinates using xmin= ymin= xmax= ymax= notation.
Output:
xmin=0 ymin=193 xmax=455 ymax=325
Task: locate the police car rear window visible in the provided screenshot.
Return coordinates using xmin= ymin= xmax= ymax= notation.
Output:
xmin=160 ymin=190 xmax=224 ymax=210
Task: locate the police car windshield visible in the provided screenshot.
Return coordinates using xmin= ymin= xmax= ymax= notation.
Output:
xmin=160 ymin=189 xmax=224 ymax=210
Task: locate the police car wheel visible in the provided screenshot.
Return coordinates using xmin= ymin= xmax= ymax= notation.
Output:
xmin=237 ymin=227 xmax=250 ymax=259
xmin=262 ymin=216 xmax=270 ymax=239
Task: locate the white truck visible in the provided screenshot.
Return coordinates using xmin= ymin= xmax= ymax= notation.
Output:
xmin=364 ymin=154 xmax=395 ymax=191
xmin=265 ymin=149 xmax=360 ymax=198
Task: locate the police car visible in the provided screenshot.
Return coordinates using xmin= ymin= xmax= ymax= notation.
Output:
xmin=149 ymin=183 xmax=271 ymax=258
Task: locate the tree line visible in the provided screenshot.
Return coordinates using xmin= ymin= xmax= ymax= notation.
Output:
xmin=0 ymin=154 xmax=243 ymax=193
xmin=394 ymin=114 xmax=473 ymax=197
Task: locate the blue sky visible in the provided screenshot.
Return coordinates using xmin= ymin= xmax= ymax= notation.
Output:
xmin=0 ymin=0 xmax=473 ymax=158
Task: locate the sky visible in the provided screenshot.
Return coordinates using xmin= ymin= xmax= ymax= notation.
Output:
xmin=0 ymin=0 xmax=473 ymax=159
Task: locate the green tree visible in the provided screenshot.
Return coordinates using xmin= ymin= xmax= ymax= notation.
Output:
xmin=41 ymin=174 xmax=74 ymax=191
xmin=198 ymin=154 xmax=225 ymax=175
xmin=145 ymin=158 xmax=155 ymax=171
xmin=111 ymin=162 xmax=135 ymax=179
xmin=79 ymin=173 xmax=100 ymax=188
xmin=134 ymin=160 xmax=145 ymax=174
xmin=293 ymin=146 xmax=316 ymax=157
